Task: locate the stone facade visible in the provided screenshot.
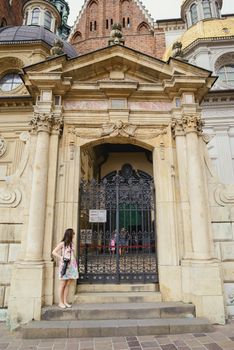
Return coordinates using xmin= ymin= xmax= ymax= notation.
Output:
xmin=0 ymin=0 xmax=234 ymax=328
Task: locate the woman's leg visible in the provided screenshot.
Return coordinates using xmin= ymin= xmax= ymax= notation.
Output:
xmin=59 ymin=280 xmax=67 ymax=306
xmin=64 ymin=279 xmax=72 ymax=306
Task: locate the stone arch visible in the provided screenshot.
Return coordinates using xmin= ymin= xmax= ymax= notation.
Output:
xmin=214 ymin=52 xmax=234 ymax=72
xmin=80 ymin=135 xmax=154 ymax=152
xmin=0 ymin=57 xmax=24 ymax=76
xmin=137 ymin=22 xmax=150 ymax=33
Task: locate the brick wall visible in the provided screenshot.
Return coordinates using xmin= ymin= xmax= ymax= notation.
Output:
xmin=70 ymin=0 xmax=166 ymax=60
xmin=0 ymin=0 xmax=24 ymax=27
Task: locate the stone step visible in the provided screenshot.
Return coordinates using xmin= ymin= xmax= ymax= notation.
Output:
xmin=22 ymin=317 xmax=213 ymax=339
xmin=41 ymin=302 xmax=195 ymax=321
xmin=77 ymin=283 xmax=159 ymax=293
xmin=74 ymin=291 xmax=162 ymax=303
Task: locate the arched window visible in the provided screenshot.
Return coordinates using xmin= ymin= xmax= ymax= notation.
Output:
xmin=44 ymin=11 xmax=52 ymax=30
xmin=31 ymin=8 xmax=40 ymax=25
xmin=0 ymin=73 xmax=23 ymax=92
xmin=190 ymin=4 xmax=198 ymax=25
xmin=0 ymin=18 xmax=7 ymax=27
xmin=202 ymin=0 xmax=212 ymax=18
xmin=72 ymin=31 xmax=82 ymax=43
xmin=217 ymin=65 xmax=234 ymax=86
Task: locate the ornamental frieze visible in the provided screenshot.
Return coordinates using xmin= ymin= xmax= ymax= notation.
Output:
xmin=68 ymin=122 xmax=167 ymax=141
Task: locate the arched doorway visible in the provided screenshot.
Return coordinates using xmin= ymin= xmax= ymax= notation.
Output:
xmin=78 ymin=143 xmax=158 ymax=284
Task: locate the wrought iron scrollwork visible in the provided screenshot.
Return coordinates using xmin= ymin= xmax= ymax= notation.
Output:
xmin=78 ymin=164 xmax=157 ymax=284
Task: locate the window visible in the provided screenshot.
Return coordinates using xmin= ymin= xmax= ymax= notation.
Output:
xmin=31 ymin=8 xmax=40 ymax=25
xmin=44 ymin=11 xmax=52 ymax=30
xmin=190 ymin=4 xmax=198 ymax=25
xmin=218 ymin=65 xmax=234 ymax=86
xmin=202 ymin=0 xmax=212 ymax=18
xmin=94 ymin=20 xmax=97 ymax=30
xmin=106 ymin=19 xmax=109 ymax=29
xmin=90 ymin=21 xmax=92 ymax=31
xmin=123 ymin=17 xmax=125 ymax=28
xmin=0 ymin=73 xmax=22 ymax=92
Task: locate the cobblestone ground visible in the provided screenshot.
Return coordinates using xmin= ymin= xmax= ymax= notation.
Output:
xmin=1 ymin=321 xmax=234 ymax=350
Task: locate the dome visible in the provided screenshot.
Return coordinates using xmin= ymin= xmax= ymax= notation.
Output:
xmin=179 ymin=18 xmax=234 ymax=50
xmin=163 ymin=17 xmax=234 ymax=61
xmin=0 ymin=25 xmax=77 ymax=58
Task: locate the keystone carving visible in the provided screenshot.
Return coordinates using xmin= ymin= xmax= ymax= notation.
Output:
xmin=0 ymin=137 xmax=7 ymax=157
xmin=101 ymin=120 xmax=137 ymax=137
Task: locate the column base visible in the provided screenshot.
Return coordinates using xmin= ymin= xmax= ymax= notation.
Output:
xmin=181 ymin=259 xmax=226 ymax=324
xmin=7 ymin=262 xmax=44 ymax=329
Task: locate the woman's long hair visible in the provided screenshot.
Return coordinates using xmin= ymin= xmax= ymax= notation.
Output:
xmin=61 ymin=228 xmax=74 ymax=247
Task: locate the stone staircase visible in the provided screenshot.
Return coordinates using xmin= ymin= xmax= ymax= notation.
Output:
xmin=22 ymin=284 xmax=213 ymax=338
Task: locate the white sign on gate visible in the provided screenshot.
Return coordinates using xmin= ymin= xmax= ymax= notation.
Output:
xmin=89 ymin=209 xmax=107 ymax=223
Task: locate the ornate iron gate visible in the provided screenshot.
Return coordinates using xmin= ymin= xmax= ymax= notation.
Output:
xmin=78 ymin=164 xmax=158 ymax=284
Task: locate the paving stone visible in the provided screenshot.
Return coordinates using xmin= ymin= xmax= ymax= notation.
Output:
xmin=0 ymin=344 xmax=9 ymax=349
xmin=127 ymin=341 xmax=140 ymax=347
xmin=112 ymin=342 xmax=128 ymax=349
xmin=160 ymin=345 xmax=177 ymax=350
xmin=204 ymin=344 xmax=223 ymax=350
xmin=140 ymin=341 xmax=159 ymax=348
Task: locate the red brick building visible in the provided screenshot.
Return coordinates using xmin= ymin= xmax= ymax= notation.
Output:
xmin=69 ymin=0 xmax=166 ymax=59
xmin=0 ymin=0 xmax=24 ymax=27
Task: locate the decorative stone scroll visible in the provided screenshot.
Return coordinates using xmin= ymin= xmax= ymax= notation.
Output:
xmin=0 ymin=137 xmax=7 ymax=157
xmin=101 ymin=121 xmax=137 ymax=137
xmin=0 ymin=188 xmax=22 ymax=208
xmin=29 ymin=113 xmax=63 ymax=135
xmin=214 ymin=183 xmax=234 ymax=207
xmin=171 ymin=115 xmax=204 ymax=137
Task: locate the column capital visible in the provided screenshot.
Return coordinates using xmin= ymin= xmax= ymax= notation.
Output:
xmin=171 ymin=118 xmax=185 ymax=137
xmin=29 ymin=112 xmax=63 ymax=135
xmin=29 ymin=112 xmax=54 ymax=134
xmin=182 ymin=115 xmax=204 ymax=135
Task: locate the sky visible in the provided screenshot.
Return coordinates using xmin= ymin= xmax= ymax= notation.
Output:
xmin=67 ymin=0 xmax=234 ymax=26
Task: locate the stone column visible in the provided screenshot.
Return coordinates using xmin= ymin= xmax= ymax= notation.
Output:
xmin=182 ymin=114 xmax=212 ymax=260
xmin=179 ymin=113 xmax=225 ymax=324
xmin=25 ymin=113 xmax=54 ymax=261
xmin=171 ymin=117 xmax=193 ymax=259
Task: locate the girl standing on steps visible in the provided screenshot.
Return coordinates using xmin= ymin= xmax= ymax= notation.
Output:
xmin=52 ymin=228 xmax=78 ymax=309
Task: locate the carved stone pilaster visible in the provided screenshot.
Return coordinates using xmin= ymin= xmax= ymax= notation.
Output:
xmin=29 ymin=112 xmax=54 ymax=134
xmin=171 ymin=118 xmax=185 ymax=138
xmin=182 ymin=115 xmax=204 ymax=135
xmin=0 ymin=137 xmax=7 ymax=157
xmin=51 ymin=116 xmax=64 ymax=136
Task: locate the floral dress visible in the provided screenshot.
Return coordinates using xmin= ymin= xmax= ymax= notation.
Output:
xmin=59 ymin=243 xmax=79 ymax=280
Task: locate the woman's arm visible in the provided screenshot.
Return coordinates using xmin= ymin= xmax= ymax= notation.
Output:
xmin=52 ymin=242 xmax=63 ymax=260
